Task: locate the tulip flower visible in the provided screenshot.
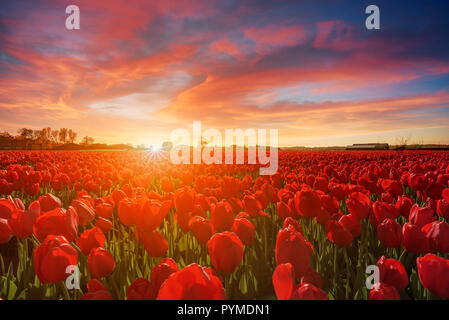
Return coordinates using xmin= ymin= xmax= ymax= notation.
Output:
xmin=95 ymin=217 xmax=112 ymax=234
xmin=326 ymin=220 xmax=353 ymax=247
xmin=38 ymin=193 xmax=62 ymax=213
xmin=173 ymin=186 xmax=195 ymax=214
xmin=290 ymin=284 xmax=329 ymax=300
xmin=207 ymin=231 xmax=243 ymax=274
xmin=436 ymin=199 xmax=449 ymax=219
xmin=157 ymin=264 xmax=226 ymax=300
xmin=189 ymin=216 xmax=214 ymax=244
xmin=88 ymin=247 xmax=115 ymax=279
xmin=402 ymin=222 xmax=429 ymax=254
xmin=346 ymin=192 xmax=372 ymax=219
xmin=417 ymin=253 xmax=449 ymax=298
xmin=300 ymin=268 xmax=323 ymax=289
xmin=76 ymin=226 xmax=106 ymax=255
xmin=33 ymin=207 xmax=78 ymax=242
xmin=369 ymin=282 xmax=400 ymax=300
xmin=127 ymin=278 xmax=155 ymax=300
xmin=34 ymin=235 xmax=78 ymax=284
xmin=294 ymin=187 xmax=322 ymax=218
xmin=242 ymin=195 xmax=265 ymax=218
xmin=211 ymin=200 xmax=234 ymax=231
xmin=151 ymin=258 xmax=179 ymax=296
xmin=0 ymin=218 xmax=12 ymax=244
xmin=377 ymin=218 xmax=402 ymax=248
xmin=276 ymin=225 xmax=312 ymax=278
xmin=232 ymin=217 xmax=255 ymax=246
xmin=137 ymin=199 xmax=171 ymax=232
xmin=409 ymin=204 xmax=436 ymax=229
xmin=377 ymin=256 xmax=408 ymax=290
xmin=71 ymin=199 xmax=95 ymax=227
xmin=139 ymin=229 xmax=168 ymax=258
xmin=423 ymin=221 xmax=449 ymax=253
xmin=272 ymin=263 xmax=296 ymax=300
xmin=80 ymin=279 xmax=113 ymax=300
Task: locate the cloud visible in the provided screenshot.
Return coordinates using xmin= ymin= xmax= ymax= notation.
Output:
xmin=1 ymin=0 xmax=449 ymax=146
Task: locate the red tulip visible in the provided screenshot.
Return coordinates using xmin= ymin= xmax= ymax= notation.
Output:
xmin=443 ymin=188 xmax=449 ymax=202
xmin=381 ymin=179 xmax=403 ymax=198
xmin=80 ymin=279 xmax=113 ymax=300
xmin=127 ymin=278 xmax=155 ymax=300
xmin=402 ymin=222 xmax=429 ymax=254
xmin=111 ymin=189 xmax=127 ymax=206
xmin=377 ymin=256 xmax=408 ymax=290
xmin=417 ymin=253 xmax=449 ymax=298
xmin=272 ymin=263 xmax=295 ymax=300
xmin=189 ymin=216 xmax=214 ymax=244
xmin=151 ymin=258 xmax=179 ymax=296
xmin=290 ymin=283 xmax=329 ymax=300
xmin=300 ymin=267 xmax=323 ymax=289
xmin=139 ymin=229 xmax=168 ymax=257
xmin=326 ymin=220 xmax=353 ymax=247
xmin=408 ymin=174 xmax=428 ymax=191
xmin=38 ymin=193 xmax=62 ymax=213
xmin=117 ymin=198 xmax=138 ymax=226
xmin=95 ymin=217 xmax=112 ymax=234
xmin=395 ymin=196 xmax=413 ymax=219
xmin=338 ymin=214 xmax=361 ymax=238
xmin=0 ymin=218 xmax=12 ymax=244
xmin=346 ymin=192 xmax=372 ymax=219
xmin=242 ymin=195 xmax=265 ymax=218
xmin=33 ymin=207 xmax=78 ymax=242
xmin=0 ymin=199 xmax=15 ymax=219
xmin=276 ymin=201 xmax=291 ymax=220
xmin=71 ymin=199 xmax=95 ymax=227
xmin=377 ymin=218 xmax=402 ymax=248
xmin=207 ymin=231 xmax=243 ymax=274
xmin=160 ymin=176 xmax=174 ymax=193
xmin=409 ymin=204 xmax=436 ymax=229
xmin=157 ymin=264 xmax=225 ymax=300
xmin=76 ymin=227 xmax=106 ymax=255
xmin=174 ymin=210 xmax=192 ymax=233
xmin=232 ymin=217 xmax=255 ymax=246
xmin=294 ymin=187 xmax=322 ymax=218
xmin=95 ymin=203 xmax=113 ymax=219
xmin=211 ymin=200 xmax=234 ymax=231
xmin=369 ymin=282 xmax=400 ymax=300
xmin=436 ymin=199 xmax=449 ymax=219
xmin=276 ymin=225 xmax=312 ymax=278
xmin=8 ymin=209 xmax=34 ymax=239
xmin=373 ymin=201 xmax=399 ymax=224
xmin=423 ymin=221 xmax=449 ymax=253
xmin=88 ymin=247 xmax=115 ymax=279
xmin=34 ymin=235 xmax=78 ymax=284
xmin=137 ymin=199 xmax=171 ymax=232
xmin=174 ymin=186 xmax=195 ymax=214
xmin=283 ymin=217 xmax=303 ymax=234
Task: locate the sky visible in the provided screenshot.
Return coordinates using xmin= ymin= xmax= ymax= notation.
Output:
xmin=1 ymin=0 xmax=449 ymax=147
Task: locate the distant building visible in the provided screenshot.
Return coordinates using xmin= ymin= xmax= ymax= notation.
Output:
xmin=346 ymin=143 xmax=389 ymax=150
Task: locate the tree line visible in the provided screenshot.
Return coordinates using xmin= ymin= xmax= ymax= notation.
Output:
xmin=0 ymin=127 xmax=95 ymax=145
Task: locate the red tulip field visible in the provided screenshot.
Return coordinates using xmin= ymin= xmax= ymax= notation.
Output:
xmin=1 ymin=150 xmax=449 ymax=300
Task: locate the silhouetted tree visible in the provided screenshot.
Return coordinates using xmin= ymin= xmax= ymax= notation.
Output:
xmin=51 ymin=130 xmax=59 ymax=143
xmin=68 ymin=129 xmax=77 ymax=144
xmin=59 ymin=128 xmax=68 ymax=144
xmin=81 ymin=136 xmax=94 ymax=145
xmin=39 ymin=127 xmax=52 ymax=142
xmin=17 ymin=128 xmax=33 ymax=140
xmin=0 ymin=132 xmax=12 ymax=139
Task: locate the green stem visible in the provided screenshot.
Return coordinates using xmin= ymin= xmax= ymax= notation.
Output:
xmin=58 ymin=281 xmax=70 ymax=300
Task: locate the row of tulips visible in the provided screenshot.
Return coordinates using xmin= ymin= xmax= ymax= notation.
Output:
xmin=0 ymin=150 xmax=449 ymax=300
